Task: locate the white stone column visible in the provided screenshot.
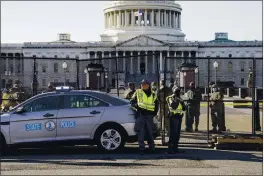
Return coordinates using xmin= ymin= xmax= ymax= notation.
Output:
xmin=161 ymin=11 xmax=163 ymax=27
xmin=5 ymin=56 xmax=9 ymax=73
xmin=175 ymin=12 xmax=178 ymax=29
xmin=152 ymin=51 xmax=156 ymax=74
xmin=102 ymin=52 xmax=105 ymax=67
xmin=164 ymin=10 xmax=167 ymax=27
xmin=144 ymin=9 xmax=148 ymax=26
xmin=122 ymin=11 xmax=125 ymax=27
xmin=173 ymin=11 xmax=175 ymax=28
xmin=137 ymin=51 xmax=141 ymax=74
xmin=158 ymin=9 xmax=160 ymax=27
xmin=117 ymin=11 xmax=120 ymax=28
xmin=151 ymin=9 xmax=154 ymax=27
xmin=131 ymin=9 xmax=135 ymax=26
xmin=114 ymin=11 xmax=117 ymax=27
xmin=145 ymin=51 xmax=148 ymax=74
xmin=169 ymin=11 xmax=172 ymax=28
xmin=167 ymin=51 xmax=170 ymax=72
xmin=125 ymin=10 xmax=128 ymax=27
xmin=13 ymin=57 xmax=15 ymax=75
xmin=109 ymin=52 xmax=112 ymax=72
xmin=181 ymin=51 xmax=184 ymax=63
xmin=108 ymin=13 xmax=111 ymax=28
xmin=179 ymin=13 xmax=181 ymax=29
xmin=160 ymin=51 xmax=163 ymax=72
xmin=20 ymin=55 xmax=23 ymax=74
xmin=174 ymin=52 xmax=177 ymax=73
xmin=116 ymin=52 xmax=119 ymax=71
xmin=130 ymin=52 xmax=133 ymax=74
xmin=123 ymin=52 xmax=126 ymax=72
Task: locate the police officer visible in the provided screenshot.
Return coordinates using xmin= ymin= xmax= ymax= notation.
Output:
xmin=131 ymin=79 xmax=158 ymax=155
xmin=157 ymin=79 xmax=172 ymax=136
xmin=166 ymin=87 xmax=186 ymax=154
xmin=1 ymin=82 xmax=13 ymax=112
xmin=11 ymin=80 xmax=26 ymax=104
xmin=185 ymin=82 xmax=202 ymax=132
xmin=209 ymin=84 xmax=224 ymax=133
xmin=124 ymin=82 xmax=136 ymax=100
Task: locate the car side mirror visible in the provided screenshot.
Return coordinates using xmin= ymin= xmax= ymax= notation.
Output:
xmin=15 ymin=106 xmax=25 ymax=114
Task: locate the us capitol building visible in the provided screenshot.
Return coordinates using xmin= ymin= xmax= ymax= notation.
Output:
xmin=1 ymin=0 xmax=263 ymax=89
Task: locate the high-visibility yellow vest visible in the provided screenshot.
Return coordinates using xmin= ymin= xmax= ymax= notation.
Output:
xmin=1 ymin=93 xmax=11 ymax=110
xmin=166 ymin=95 xmax=183 ymax=115
xmin=135 ymin=89 xmax=157 ymax=111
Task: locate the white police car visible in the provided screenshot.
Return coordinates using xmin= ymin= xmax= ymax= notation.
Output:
xmin=0 ymin=86 xmax=142 ymax=154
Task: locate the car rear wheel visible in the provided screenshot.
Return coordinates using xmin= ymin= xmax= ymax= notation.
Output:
xmin=96 ymin=127 xmax=125 ymax=152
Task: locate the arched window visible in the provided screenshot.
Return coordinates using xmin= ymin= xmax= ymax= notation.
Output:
xmin=228 ymin=61 xmax=233 ymax=72
xmin=229 ymin=54 xmax=232 ymax=58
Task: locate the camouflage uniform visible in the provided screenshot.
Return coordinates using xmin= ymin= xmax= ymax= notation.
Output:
xmin=151 ymin=82 xmax=157 ymax=94
xmin=185 ymin=82 xmax=202 ymax=131
xmin=124 ymin=83 xmax=136 ymax=100
xmin=157 ymin=80 xmax=172 ymax=134
xmin=210 ymin=84 xmax=224 ymax=133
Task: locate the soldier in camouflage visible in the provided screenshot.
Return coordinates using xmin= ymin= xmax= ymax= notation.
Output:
xmin=185 ymin=82 xmax=202 ymax=132
xmin=124 ymin=82 xmax=136 ymax=100
xmin=157 ymin=79 xmax=172 ymax=135
xmin=209 ymin=84 xmax=224 ymax=133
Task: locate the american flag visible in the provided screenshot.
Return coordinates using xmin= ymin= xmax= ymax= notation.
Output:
xmin=134 ymin=9 xmax=143 ymax=16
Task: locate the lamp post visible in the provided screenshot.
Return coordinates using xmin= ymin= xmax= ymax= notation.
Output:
xmin=105 ymin=72 xmax=108 ymax=93
xmin=62 ymin=61 xmax=68 ymax=86
xmin=195 ymin=67 xmax=199 ymax=87
xmin=97 ymin=72 xmax=100 ymax=91
xmin=213 ymin=61 xmax=218 ymax=85
xmin=84 ymin=67 xmax=88 ymax=89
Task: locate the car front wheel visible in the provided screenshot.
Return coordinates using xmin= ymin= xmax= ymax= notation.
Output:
xmin=96 ymin=127 xmax=125 ymax=152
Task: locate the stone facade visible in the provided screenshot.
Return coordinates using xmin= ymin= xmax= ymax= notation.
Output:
xmin=0 ymin=1 xmax=263 ymax=89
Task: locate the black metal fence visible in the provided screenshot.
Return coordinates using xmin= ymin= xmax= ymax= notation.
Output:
xmin=0 ymin=55 xmax=263 ymax=145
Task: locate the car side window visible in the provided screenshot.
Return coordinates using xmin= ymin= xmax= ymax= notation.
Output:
xmin=63 ymin=95 xmax=108 ymax=109
xmin=23 ymin=96 xmax=59 ymax=113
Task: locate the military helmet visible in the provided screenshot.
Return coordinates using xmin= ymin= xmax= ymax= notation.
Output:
xmin=128 ymin=82 xmax=134 ymax=87
xmin=172 ymin=86 xmax=181 ymax=94
xmin=212 ymin=84 xmax=218 ymax=88
xmin=14 ymin=80 xmax=21 ymax=85
xmin=189 ymin=82 xmax=195 ymax=87
xmin=141 ymin=79 xmax=150 ymax=85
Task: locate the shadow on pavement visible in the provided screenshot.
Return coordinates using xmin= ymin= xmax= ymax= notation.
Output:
xmin=1 ymin=146 xmax=262 ymax=167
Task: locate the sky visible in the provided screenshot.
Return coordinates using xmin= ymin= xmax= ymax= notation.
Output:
xmin=1 ymin=1 xmax=263 ymax=43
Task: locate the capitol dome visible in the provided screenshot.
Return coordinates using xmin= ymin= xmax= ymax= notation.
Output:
xmin=100 ymin=1 xmax=185 ymax=42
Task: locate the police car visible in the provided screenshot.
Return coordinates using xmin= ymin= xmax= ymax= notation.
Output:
xmin=0 ymin=86 xmax=143 ymax=154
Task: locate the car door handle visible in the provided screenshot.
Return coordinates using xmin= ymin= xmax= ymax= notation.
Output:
xmin=90 ymin=110 xmax=101 ymax=115
xmin=43 ymin=113 xmax=54 ymax=117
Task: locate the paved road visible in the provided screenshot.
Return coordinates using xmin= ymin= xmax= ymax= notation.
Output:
xmin=1 ymin=145 xmax=262 ymax=175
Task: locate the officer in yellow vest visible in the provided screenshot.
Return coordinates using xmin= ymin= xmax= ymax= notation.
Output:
xmin=166 ymin=87 xmax=186 ymax=154
xmin=1 ymin=89 xmax=12 ymax=112
xmin=131 ymin=79 xmax=158 ymax=155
